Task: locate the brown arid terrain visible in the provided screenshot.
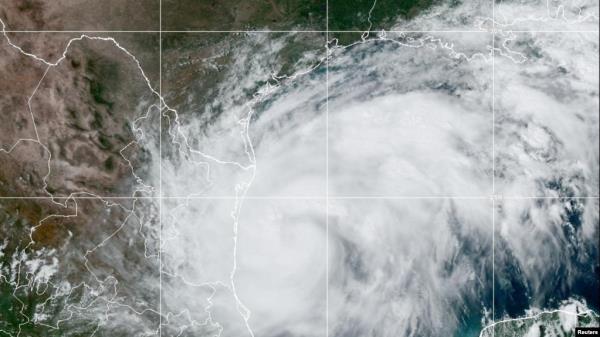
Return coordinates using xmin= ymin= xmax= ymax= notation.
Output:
xmin=5 ymin=33 xmax=160 ymax=86
xmin=0 ymin=32 xmax=160 ymax=199
xmin=0 ymin=33 xmax=46 ymax=152
xmin=0 ymin=0 xmax=159 ymax=30
xmin=1 ymin=5 xmax=163 ymax=332
xmin=0 ymin=196 xmax=160 ymax=336
xmin=28 ymin=37 xmax=158 ymax=198
xmin=2 ymin=0 xmax=597 ymax=336
xmin=0 ymin=2 xmax=328 ymax=331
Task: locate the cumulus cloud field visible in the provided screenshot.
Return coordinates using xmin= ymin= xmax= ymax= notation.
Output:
xmin=156 ymin=1 xmax=598 ymax=335
xmin=0 ymin=0 xmax=598 ymax=336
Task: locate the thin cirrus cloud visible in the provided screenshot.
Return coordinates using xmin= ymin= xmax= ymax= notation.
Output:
xmin=153 ymin=1 xmax=598 ymax=337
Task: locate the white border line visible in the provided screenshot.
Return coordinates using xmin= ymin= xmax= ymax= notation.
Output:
xmin=1 ymin=4 xmax=599 ymax=336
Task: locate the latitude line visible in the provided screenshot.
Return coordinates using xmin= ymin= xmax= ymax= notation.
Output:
xmin=1 ymin=12 xmax=598 ymax=337
xmin=2 ymin=30 xmax=599 ymax=33
xmin=0 ymin=196 xmax=598 ymax=200
xmin=0 ymin=6 xmax=597 ymax=337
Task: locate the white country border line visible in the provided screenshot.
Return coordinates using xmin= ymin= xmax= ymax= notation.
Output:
xmin=478 ymin=308 xmax=599 ymax=337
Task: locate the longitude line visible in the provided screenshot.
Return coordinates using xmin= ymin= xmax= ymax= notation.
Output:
xmin=2 ymin=4 xmax=597 ymax=337
xmin=325 ymin=1 xmax=330 ymax=336
xmin=158 ymin=0 xmax=163 ymax=335
xmin=492 ymin=0 xmax=496 ymax=334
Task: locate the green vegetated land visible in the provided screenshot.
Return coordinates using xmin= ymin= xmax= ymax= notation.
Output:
xmin=328 ymin=0 xmax=438 ymax=30
xmin=491 ymin=311 xmax=600 ymax=337
xmin=0 ymin=1 xmax=443 ymax=335
xmin=162 ymin=0 xmax=326 ymax=30
xmin=162 ymin=0 xmax=440 ymax=33
xmin=328 ymin=0 xmax=441 ymax=44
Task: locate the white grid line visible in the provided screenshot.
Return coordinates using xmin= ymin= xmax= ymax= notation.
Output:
xmin=2 ymin=30 xmax=599 ymax=33
xmin=0 ymin=196 xmax=597 ymax=200
xmin=325 ymin=1 xmax=330 ymax=336
xmin=158 ymin=0 xmax=163 ymax=334
xmin=492 ymin=0 xmax=496 ymax=331
xmin=1 ymin=5 xmax=598 ymax=337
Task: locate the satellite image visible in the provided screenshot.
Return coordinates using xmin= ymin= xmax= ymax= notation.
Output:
xmin=0 ymin=0 xmax=598 ymax=336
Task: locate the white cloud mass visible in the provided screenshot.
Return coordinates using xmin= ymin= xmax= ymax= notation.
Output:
xmin=155 ymin=1 xmax=598 ymax=336
xmin=0 ymin=0 xmax=597 ymax=336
